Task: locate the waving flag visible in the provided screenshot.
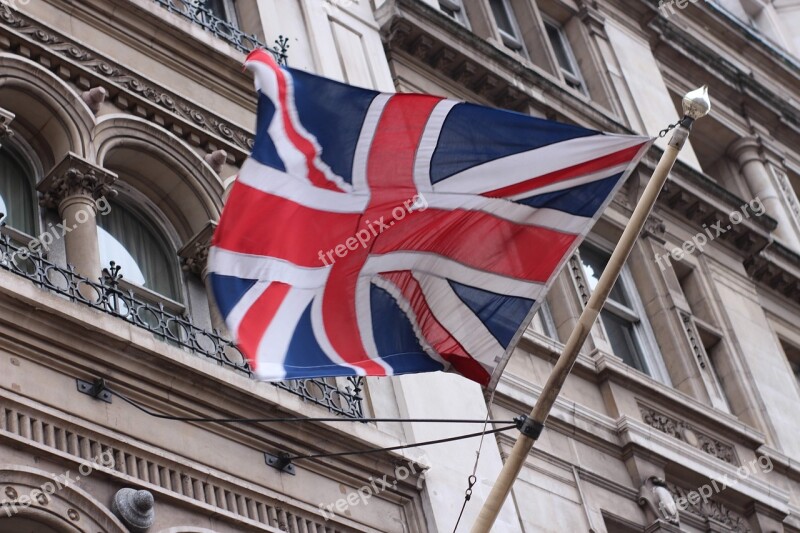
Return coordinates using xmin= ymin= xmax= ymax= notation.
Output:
xmin=208 ymin=49 xmax=652 ymax=388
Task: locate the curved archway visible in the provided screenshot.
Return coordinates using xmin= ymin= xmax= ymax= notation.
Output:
xmin=94 ymin=114 xmax=224 ymax=243
xmin=0 ymin=465 xmax=127 ymax=533
xmin=0 ymin=54 xmax=94 ymax=171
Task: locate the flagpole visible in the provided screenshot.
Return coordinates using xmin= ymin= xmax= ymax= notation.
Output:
xmin=471 ymin=86 xmax=711 ymax=533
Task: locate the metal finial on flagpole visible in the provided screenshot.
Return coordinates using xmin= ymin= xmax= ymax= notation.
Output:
xmin=470 ymin=86 xmax=711 ymax=533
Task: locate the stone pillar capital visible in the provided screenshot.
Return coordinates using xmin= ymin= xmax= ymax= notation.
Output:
xmin=179 ymin=220 xmax=217 ymax=280
xmin=37 ymin=152 xmax=118 ymax=213
xmin=727 ymin=136 xmax=763 ymax=167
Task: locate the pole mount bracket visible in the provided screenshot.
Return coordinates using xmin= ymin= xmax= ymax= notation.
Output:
xmin=514 ymin=415 xmax=544 ymax=440
xmin=76 ymin=378 xmax=112 ymax=403
xmin=265 ymin=452 xmax=296 ymax=475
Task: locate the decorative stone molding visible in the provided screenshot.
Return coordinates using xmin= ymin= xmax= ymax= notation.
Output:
xmin=37 ymin=152 xmax=118 ymax=209
xmin=0 ymin=107 xmax=13 ymax=139
xmin=667 ymin=482 xmax=752 ymax=532
xmin=112 ymin=488 xmax=155 ymax=533
xmin=643 ymin=215 xmax=667 ymax=243
xmin=744 ymin=242 xmax=800 ymax=302
xmin=638 ymin=476 xmax=680 ymax=526
xmin=0 ymin=5 xmax=256 ymax=162
xmin=82 ymin=86 xmax=108 ymax=114
xmin=204 ymin=149 xmax=228 ymax=174
xmin=568 ymin=254 xmax=591 ymax=306
xmin=639 ymin=406 xmax=739 ymax=465
xmin=769 ymin=163 xmax=800 ymax=228
xmin=0 ymin=397 xmax=360 ymax=531
xmin=179 ymin=221 xmax=217 ymax=279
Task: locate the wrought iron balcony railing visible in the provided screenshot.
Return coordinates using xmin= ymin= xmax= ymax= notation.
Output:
xmin=0 ymin=233 xmax=363 ymax=418
xmin=153 ymin=0 xmax=289 ymax=61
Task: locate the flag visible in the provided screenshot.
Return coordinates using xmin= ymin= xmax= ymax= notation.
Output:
xmin=208 ymin=48 xmax=652 ymax=388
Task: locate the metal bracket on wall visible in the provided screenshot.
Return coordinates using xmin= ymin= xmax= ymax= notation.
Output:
xmin=265 ymin=452 xmax=296 ymax=475
xmin=76 ymin=378 xmax=112 ymax=404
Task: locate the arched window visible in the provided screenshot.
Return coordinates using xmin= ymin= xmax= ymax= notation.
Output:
xmin=97 ymin=201 xmax=180 ymax=301
xmin=0 ymin=149 xmax=35 ymax=235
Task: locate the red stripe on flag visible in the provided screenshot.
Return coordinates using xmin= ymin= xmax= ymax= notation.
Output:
xmin=381 ymin=271 xmax=491 ymax=386
xmin=214 ymin=182 xmax=360 ymax=267
xmin=482 ymin=143 xmax=645 ymax=199
xmin=236 ymin=282 xmax=291 ymax=372
xmin=320 ymin=95 xmax=443 ymax=374
xmin=247 ymin=49 xmax=342 ymax=192
xmin=372 ymin=208 xmax=577 ymax=282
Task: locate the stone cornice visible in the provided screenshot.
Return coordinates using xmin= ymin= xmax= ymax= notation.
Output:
xmin=744 ymin=241 xmax=800 ymax=306
xmin=375 ymin=0 xmax=633 ymax=134
xmin=0 ymin=4 xmax=255 ymax=164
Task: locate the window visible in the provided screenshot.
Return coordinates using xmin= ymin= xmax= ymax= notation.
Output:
xmin=0 ymin=149 xmax=35 ymax=235
xmin=489 ymin=0 xmax=526 ymax=54
xmin=782 ymin=341 xmax=800 ymax=391
xmin=531 ymin=300 xmax=558 ymax=340
xmin=97 ymin=201 xmax=180 ymax=301
xmin=579 ymin=245 xmax=668 ymax=382
xmin=542 ymin=19 xmax=586 ymax=94
xmin=440 ymin=0 xmax=469 ymax=26
xmin=201 ymin=0 xmax=238 ymax=26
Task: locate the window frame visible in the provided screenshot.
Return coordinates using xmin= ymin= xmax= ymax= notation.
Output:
xmin=203 ymin=0 xmax=239 ymax=27
xmin=439 ymin=0 xmax=471 ymax=27
xmin=541 ymin=16 xmax=587 ymax=95
xmin=96 ymin=191 xmax=184 ymax=305
xmin=488 ymin=0 xmax=528 ymax=56
xmin=0 ymin=136 xmax=41 ymax=239
xmin=578 ymin=242 xmax=672 ymax=385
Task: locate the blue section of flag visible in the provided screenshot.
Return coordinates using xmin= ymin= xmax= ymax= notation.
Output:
xmin=370 ymin=284 xmax=445 ymax=374
xmin=430 ymin=103 xmax=599 ymax=184
xmin=448 ymin=280 xmax=535 ymax=348
xmin=290 ymin=69 xmax=379 ymax=184
xmin=209 ymin=274 xmax=256 ymax=318
xmin=283 ymin=303 xmax=357 ymax=378
xmin=252 ymin=94 xmax=286 ymax=172
xmin=516 ymin=173 xmax=623 ymax=217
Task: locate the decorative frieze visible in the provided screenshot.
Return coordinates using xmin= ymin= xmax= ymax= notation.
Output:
xmin=667 ymin=482 xmax=752 ymax=533
xmin=0 ymin=4 xmax=257 ymax=161
xmin=639 ymin=406 xmax=738 ymax=465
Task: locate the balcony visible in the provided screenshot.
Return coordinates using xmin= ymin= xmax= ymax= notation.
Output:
xmin=152 ymin=0 xmax=289 ymax=60
xmin=0 ymin=232 xmax=364 ymax=418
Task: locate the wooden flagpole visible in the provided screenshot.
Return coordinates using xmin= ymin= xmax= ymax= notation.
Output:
xmin=470 ymin=86 xmax=711 ymax=533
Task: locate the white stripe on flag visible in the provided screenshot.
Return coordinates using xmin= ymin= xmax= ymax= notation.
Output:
xmin=414 ymin=99 xmax=460 ymax=193
xmin=362 ymin=253 xmax=546 ymax=300
xmin=237 ymin=158 xmax=368 ymax=213
xmin=254 ymin=286 xmax=316 ymax=381
xmin=413 ymin=273 xmax=503 ymax=372
xmin=209 ymin=247 xmax=330 ymax=289
xmin=352 ymin=94 xmax=392 ymax=193
xmin=432 ymin=134 xmax=647 ymax=195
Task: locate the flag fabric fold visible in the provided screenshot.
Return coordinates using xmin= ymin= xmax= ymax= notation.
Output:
xmin=208 ymin=48 xmax=652 ymax=388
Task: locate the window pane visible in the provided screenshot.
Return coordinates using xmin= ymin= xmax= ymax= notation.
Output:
xmin=202 ymin=0 xmax=233 ymax=23
xmin=0 ymin=151 xmax=35 ymax=235
xmin=97 ymin=202 xmax=179 ymax=300
xmin=602 ymin=309 xmax=649 ymax=374
xmin=579 ymin=246 xmax=629 ymax=306
xmin=544 ymin=22 xmax=575 ymax=76
xmin=489 ymin=0 xmax=515 ymax=36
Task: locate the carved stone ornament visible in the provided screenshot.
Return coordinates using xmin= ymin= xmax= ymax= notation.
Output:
xmin=639 ymin=406 xmax=738 ymax=465
xmin=667 ymin=482 xmax=752 ymax=532
xmin=638 ymin=476 xmax=680 ymax=526
xmin=111 ymin=488 xmax=155 ymax=533
xmin=37 ymin=153 xmax=118 ymax=210
xmin=179 ymin=220 xmax=218 ymax=278
xmin=0 ymin=107 xmax=14 ymax=139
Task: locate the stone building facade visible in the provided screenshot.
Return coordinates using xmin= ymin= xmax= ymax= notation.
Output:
xmin=0 ymin=0 xmax=799 ymax=532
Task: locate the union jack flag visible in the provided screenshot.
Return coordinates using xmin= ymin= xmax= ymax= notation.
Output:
xmin=208 ymin=49 xmax=651 ymax=388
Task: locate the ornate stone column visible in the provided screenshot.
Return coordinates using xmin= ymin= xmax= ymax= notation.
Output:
xmin=37 ymin=153 xmax=117 ymax=282
xmin=729 ymin=137 xmax=800 ymax=249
